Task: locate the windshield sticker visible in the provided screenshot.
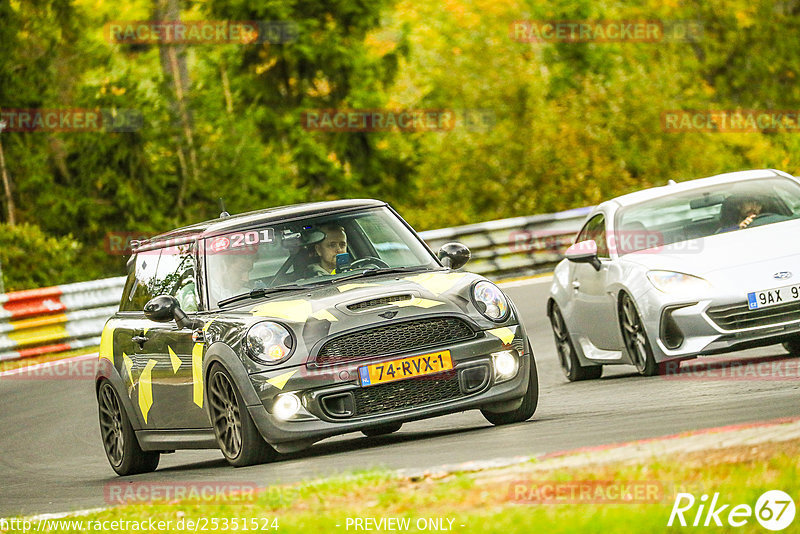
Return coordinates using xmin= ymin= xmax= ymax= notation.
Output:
xmin=209 ymin=229 xmax=274 ymax=253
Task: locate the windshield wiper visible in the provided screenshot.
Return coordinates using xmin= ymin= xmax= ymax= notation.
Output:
xmin=333 ymin=266 xmax=438 ymax=284
xmin=218 ymin=284 xmax=321 ymax=307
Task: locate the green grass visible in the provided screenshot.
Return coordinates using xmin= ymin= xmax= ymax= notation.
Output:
xmin=10 ymin=439 xmax=799 ymax=533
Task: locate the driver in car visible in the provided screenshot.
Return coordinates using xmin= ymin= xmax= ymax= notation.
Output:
xmin=717 ymin=195 xmax=765 ymax=233
xmin=308 ymin=224 xmax=348 ymax=275
xmin=209 ymin=245 xmax=258 ymax=306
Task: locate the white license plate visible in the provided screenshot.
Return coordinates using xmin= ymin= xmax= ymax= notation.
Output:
xmin=747 ymin=284 xmax=800 ymax=310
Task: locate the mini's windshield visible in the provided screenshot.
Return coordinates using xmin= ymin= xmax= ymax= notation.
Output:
xmin=204 ymin=207 xmax=438 ymax=307
xmin=614 ymin=176 xmax=800 ymax=254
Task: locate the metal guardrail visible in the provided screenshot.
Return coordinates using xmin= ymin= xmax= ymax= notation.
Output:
xmin=419 ymin=206 xmax=592 ymax=278
xmin=0 ymin=206 xmax=591 ymax=362
xmin=0 ymin=277 xmax=125 ymax=361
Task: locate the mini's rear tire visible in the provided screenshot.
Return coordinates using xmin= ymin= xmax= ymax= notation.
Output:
xmin=97 ymin=381 xmax=160 ymax=476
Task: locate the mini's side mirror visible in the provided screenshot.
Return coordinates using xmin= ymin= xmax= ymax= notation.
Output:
xmin=438 ymin=242 xmax=471 ymax=270
xmin=144 ymin=295 xmax=178 ymax=322
xmin=144 ymin=295 xmax=203 ymax=329
xmin=565 ymin=240 xmax=601 ymax=270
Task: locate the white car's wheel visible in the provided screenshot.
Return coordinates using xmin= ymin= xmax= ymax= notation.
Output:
xmin=549 ymin=303 xmax=602 ymax=381
xmin=619 ymin=293 xmax=660 ymax=376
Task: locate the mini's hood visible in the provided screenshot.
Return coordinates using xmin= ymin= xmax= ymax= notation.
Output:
xmin=621 ymin=218 xmax=800 ymax=293
xmin=212 ymin=270 xmax=516 ymax=350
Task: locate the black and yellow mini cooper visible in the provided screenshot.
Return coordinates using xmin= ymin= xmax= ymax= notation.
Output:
xmin=96 ymin=200 xmax=538 ymax=475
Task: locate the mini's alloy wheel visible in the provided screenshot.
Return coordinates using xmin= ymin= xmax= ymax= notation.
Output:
xmin=98 ymin=381 xmax=159 ymax=475
xmin=207 ymin=364 xmax=277 ymax=467
xmin=549 ymin=303 xmax=602 ymax=381
xmin=619 ymin=293 xmax=659 ymax=376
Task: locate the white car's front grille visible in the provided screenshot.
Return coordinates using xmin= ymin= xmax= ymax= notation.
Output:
xmin=707 ymin=301 xmax=800 ymax=330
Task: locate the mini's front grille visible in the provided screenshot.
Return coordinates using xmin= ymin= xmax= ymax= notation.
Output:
xmin=315 ymin=317 xmax=475 ymax=366
xmin=352 ymin=370 xmax=462 ymax=416
xmin=707 ymin=301 xmax=800 ymax=330
xmin=347 ymin=295 xmax=412 ymax=311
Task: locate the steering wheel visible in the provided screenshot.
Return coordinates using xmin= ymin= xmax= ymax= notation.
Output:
xmin=741 ymin=212 xmax=775 ymax=228
xmin=348 ymin=257 xmax=390 ymax=270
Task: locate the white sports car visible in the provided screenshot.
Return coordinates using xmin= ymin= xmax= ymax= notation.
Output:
xmin=548 ymin=169 xmax=800 ymax=380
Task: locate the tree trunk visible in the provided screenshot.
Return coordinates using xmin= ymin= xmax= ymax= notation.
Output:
xmin=155 ymin=0 xmax=199 ymax=212
xmin=0 ymin=130 xmax=16 ymax=225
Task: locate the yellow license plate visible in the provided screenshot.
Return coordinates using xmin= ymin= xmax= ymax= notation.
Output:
xmin=358 ymin=350 xmax=453 ymax=386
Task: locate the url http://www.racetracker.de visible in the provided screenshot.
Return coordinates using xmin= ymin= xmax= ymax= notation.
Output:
xmin=0 ymin=517 xmax=280 ymax=532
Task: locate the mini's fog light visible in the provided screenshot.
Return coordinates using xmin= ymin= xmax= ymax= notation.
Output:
xmin=273 ymin=393 xmax=301 ymax=420
xmin=492 ymin=350 xmax=519 ymax=380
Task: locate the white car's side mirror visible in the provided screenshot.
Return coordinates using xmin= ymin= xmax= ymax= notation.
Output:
xmin=565 ymin=240 xmax=601 ymax=270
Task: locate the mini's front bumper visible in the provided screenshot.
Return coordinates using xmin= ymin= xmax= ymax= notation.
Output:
xmin=243 ymin=327 xmax=532 ymax=451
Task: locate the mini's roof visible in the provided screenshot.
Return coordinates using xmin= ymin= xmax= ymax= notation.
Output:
xmin=135 ymin=199 xmax=386 ymax=251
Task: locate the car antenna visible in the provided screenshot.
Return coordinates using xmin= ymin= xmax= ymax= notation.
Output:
xmin=667 ymin=179 xmax=677 ymax=186
xmin=219 ymin=198 xmax=230 ymax=218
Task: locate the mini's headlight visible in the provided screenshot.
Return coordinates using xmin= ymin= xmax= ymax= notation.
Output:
xmin=472 ymin=281 xmax=509 ymax=321
xmin=245 ymin=322 xmax=294 ymax=364
xmin=647 ymin=271 xmax=711 ymax=295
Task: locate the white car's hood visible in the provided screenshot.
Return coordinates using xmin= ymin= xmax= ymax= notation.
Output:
xmin=621 ymin=218 xmax=800 ymax=294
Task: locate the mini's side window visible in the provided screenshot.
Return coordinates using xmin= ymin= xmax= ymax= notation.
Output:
xmin=577 ymin=214 xmax=610 ymax=258
xmin=119 ymin=243 xmax=198 ymax=313
xmin=120 ymin=251 xmax=161 ymax=312
xmin=154 ymin=244 xmax=198 ymax=313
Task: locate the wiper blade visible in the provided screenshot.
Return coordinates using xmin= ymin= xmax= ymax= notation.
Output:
xmin=333 ymin=266 xmax=437 ymax=284
xmin=218 ymin=284 xmax=318 ymax=307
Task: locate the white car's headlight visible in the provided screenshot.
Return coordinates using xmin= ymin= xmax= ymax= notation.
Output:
xmin=245 ymin=322 xmax=294 ymax=364
xmin=472 ymin=281 xmax=509 ymax=321
xmin=647 ymin=271 xmax=711 ymax=295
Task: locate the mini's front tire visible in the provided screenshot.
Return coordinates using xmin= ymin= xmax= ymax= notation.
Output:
xmin=481 ymin=353 xmax=539 ymax=426
xmin=207 ymin=364 xmax=278 ymax=467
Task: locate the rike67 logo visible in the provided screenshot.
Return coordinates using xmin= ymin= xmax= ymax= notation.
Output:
xmin=669 ymin=490 xmax=796 ymax=531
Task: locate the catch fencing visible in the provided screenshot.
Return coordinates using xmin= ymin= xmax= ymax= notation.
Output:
xmin=0 ymin=206 xmax=591 ymax=361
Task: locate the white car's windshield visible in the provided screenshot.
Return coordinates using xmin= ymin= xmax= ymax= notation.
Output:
xmin=204 ymin=207 xmax=438 ymax=307
xmin=615 ymin=177 xmax=800 ymax=254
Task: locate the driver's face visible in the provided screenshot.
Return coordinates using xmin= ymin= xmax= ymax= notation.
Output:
xmin=316 ymin=229 xmax=347 ymax=270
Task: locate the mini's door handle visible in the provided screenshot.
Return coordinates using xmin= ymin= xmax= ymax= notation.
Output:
xmin=571 ymin=280 xmax=581 ymax=290
xmin=131 ymin=335 xmax=148 ymax=347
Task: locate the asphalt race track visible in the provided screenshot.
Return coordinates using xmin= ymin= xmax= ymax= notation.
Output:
xmin=1 ymin=277 xmax=799 ymax=517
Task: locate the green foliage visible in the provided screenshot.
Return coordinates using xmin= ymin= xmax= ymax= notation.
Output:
xmin=2 ymin=0 xmax=800 ymax=285
xmin=0 ymin=223 xmax=82 ymax=291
